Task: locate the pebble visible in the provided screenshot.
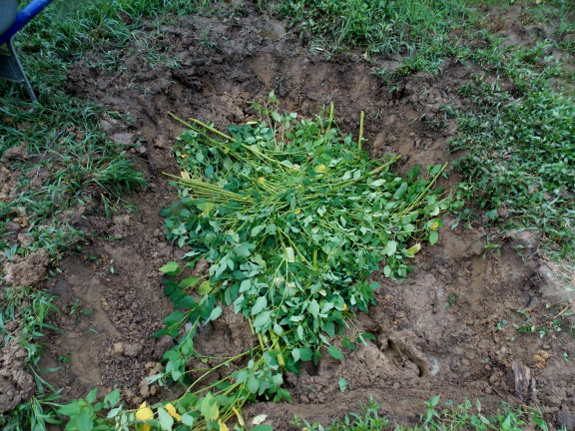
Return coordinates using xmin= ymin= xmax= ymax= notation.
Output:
xmin=112 ymin=342 xmax=125 ymax=356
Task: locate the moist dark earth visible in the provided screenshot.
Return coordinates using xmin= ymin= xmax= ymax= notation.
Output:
xmin=3 ymin=2 xmax=575 ymax=430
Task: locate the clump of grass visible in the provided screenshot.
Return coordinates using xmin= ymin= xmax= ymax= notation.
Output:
xmin=0 ymin=286 xmax=62 ymax=430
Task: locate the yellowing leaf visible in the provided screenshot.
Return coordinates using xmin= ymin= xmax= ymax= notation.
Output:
xmin=314 ymin=164 xmax=328 ymax=174
xmin=165 ymin=403 xmax=181 ymax=422
xmin=406 ymin=243 xmax=421 ymax=257
xmin=218 ymin=419 xmax=229 ymax=431
xmin=180 ymin=171 xmax=190 ymax=179
xmin=258 ymin=177 xmax=266 ymax=183
xmin=430 ymin=221 xmax=439 ymax=231
xmin=136 ymin=402 xmax=153 ymax=431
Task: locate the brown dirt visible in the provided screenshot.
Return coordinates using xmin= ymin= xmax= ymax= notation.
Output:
xmin=3 ymin=2 xmax=575 ymax=429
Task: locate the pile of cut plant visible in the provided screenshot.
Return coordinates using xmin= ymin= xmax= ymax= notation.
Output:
xmin=58 ymin=98 xmax=461 ymax=430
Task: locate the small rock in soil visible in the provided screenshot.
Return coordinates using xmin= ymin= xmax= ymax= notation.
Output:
xmin=112 ymin=342 xmax=125 ymax=356
xmin=111 ymin=133 xmax=137 ymax=146
xmin=533 ymin=350 xmax=551 ymax=369
xmin=153 ymin=335 xmax=174 ymax=360
xmin=3 ymin=248 xmax=49 ymax=287
xmin=124 ymin=343 xmax=143 ymax=357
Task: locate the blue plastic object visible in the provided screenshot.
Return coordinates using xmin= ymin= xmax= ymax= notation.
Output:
xmin=0 ymin=0 xmax=56 ymax=101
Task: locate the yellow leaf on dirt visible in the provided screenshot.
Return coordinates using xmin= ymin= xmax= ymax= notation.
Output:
xmin=218 ymin=419 xmax=229 ymax=431
xmin=165 ymin=403 xmax=181 ymax=421
xmin=135 ymin=402 xmax=153 ymax=431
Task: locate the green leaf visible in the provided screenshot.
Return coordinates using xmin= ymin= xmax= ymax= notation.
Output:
xmin=251 ymin=225 xmax=266 ymax=237
xmin=240 ymin=279 xmax=251 ymax=293
xmin=209 ymin=306 xmax=222 ymax=321
xmin=159 ymin=262 xmax=179 ymax=275
xmin=247 ymin=374 xmax=259 ymax=393
xmin=384 ymin=241 xmax=397 ymax=256
xmin=104 ymin=389 xmax=120 ymax=408
xmin=429 ymin=230 xmax=439 ymax=245
xmin=251 ymin=296 xmax=268 ymax=316
xmin=178 ymin=277 xmax=202 ymax=288
xmin=59 ymin=401 xmax=81 ymax=417
xmin=285 ymin=247 xmax=295 ymax=263
xmin=251 ymin=426 xmax=274 ymax=431
xmin=85 ymin=388 xmax=97 ymax=404
xmin=253 ymin=310 xmax=272 ymax=330
xmin=328 ymin=345 xmax=344 ymax=360
xmin=273 ymin=323 xmax=283 ymax=336
xmin=383 ymin=265 xmax=391 ymax=277
xmin=181 ymin=414 xmax=194 ymax=426
xmin=308 ymin=300 xmax=320 ymax=318
xmin=76 ymin=408 xmax=94 ymax=431
xmin=158 ymin=407 xmax=174 ymax=431
xmin=234 ymin=243 xmax=251 ymax=258
xmin=299 ymin=347 xmax=313 ymax=361
xmin=107 ymin=406 xmax=122 ymax=419
xmin=174 ymin=296 xmax=196 ymax=309
xmin=164 ymin=310 xmax=185 ymax=326
xmin=339 ymin=377 xmax=348 ymax=392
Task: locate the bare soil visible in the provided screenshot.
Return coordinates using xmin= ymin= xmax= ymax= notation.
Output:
xmin=3 ymin=2 xmax=575 ymax=429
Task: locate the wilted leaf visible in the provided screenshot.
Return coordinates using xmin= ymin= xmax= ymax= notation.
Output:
xmin=252 ymin=414 xmax=268 ymax=425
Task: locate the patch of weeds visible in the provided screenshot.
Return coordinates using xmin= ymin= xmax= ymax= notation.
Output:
xmin=293 ymin=396 xmax=388 ymax=431
xmin=292 ymin=396 xmax=553 ymax=431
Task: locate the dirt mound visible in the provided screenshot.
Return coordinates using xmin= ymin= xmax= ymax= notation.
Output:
xmin=23 ymin=3 xmax=575 ymax=428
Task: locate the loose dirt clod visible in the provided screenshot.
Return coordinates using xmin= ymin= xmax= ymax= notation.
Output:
xmin=3 ymin=248 xmax=50 ymax=287
xmin=0 ymin=340 xmax=35 ymax=413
